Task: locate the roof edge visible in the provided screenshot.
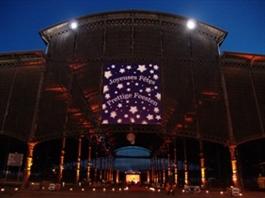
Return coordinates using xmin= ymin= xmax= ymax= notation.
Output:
xmin=40 ymin=10 xmax=227 ymax=46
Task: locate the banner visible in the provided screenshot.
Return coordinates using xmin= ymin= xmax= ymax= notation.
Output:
xmin=102 ymin=63 xmax=161 ymax=125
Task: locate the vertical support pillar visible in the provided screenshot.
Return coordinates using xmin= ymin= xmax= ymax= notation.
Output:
xmin=99 ymin=157 xmax=103 ymax=181
xmin=220 ymin=65 xmax=240 ymax=187
xmin=199 ymin=141 xmax=206 ymax=187
xmin=229 ymin=145 xmax=239 ymax=187
xmin=104 ymin=157 xmax=108 ymax=181
xmin=173 ymin=147 xmax=178 ymax=185
xmin=154 ymin=157 xmax=158 ymax=183
xmin=147 ymin=170 xmax=150 ymax=183
xmin=94 ymin=152 xmax=98 ymax=181
xmin=183 ymin=139 xmax=189 ymax=185
xmin=151 ymin=158 xmax=154 ymax=183
xmin=107 ymin=156 xmax=110 ymax=182
xmin=167 ymin=153 xmax=171 ymax=180
xmin=76 ymin=135 xmax=83 ymax=183
xmin=162 ymin=159 xmax=166 ymax=184
xmin=23 ymin=142 xmax=37 ymax=187
xmin=116 ymin=170 xmax=119 ymax=183
xmin=58 ymin=136 xmax=66 ymax=183
xmin=158 ymin=158 xmax=161 ymax=184
xmin=86 ymin=145 xmax=92 ymax=182
xmin=110 ymin=156 xmax=113 ymax=183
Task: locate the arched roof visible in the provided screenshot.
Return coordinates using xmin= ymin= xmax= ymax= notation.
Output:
xmin=40 ymin=10 xmax=227 ymax=46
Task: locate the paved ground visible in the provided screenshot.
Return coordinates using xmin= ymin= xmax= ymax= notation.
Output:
xmin=1 ymin=190 xmax=265 ymax=198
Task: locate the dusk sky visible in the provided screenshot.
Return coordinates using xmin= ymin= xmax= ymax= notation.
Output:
xmin=0 ymin=0 xmax=264 ymax=54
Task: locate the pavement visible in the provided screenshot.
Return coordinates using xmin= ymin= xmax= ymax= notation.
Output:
xmin=0 ymin=189 xmax=265 ymax=198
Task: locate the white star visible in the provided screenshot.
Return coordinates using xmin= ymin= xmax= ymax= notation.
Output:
xmin=135 ymin=83 xmax=139 ymax=86
xmin=126 ymin=65 xmax=132 ymax=70
xmin=102 ymin=104 xmax=106 ymax=110
xmin=104 ymin=110 xmax=108 ymax=114
xmin=105 ymin=93 xmax=110 ymax=99
xmin=126 ymin=100 xmax=129 ymax=103
xmin=154 ymin=107 xmax=159 ymax=113
xmin=140 ymin=89 xmax=143 ymax=93
xmin=126 ymin=82 xmax=130 ymax=85
xmin=146 ymin=87 xmax=151 ymax=93
xmin=156 ymin=115 xmax=161 ymax=120
xmin=127 ymin=88 xmax=131 ymax=92
xmin=130 ymin=118 xmax=135 ymax=123
xmin=117 ymin=84 xmax=123 ymax=89
xmin=124 ymin=114 xmax=128 ymax=118
xmin=154 ymin=86 xmax=158 ymax=90
xmin=150 ymin=70 xmax=154 ymax=74
xmin=102 ymin=120 xmax=109 ymax=124
xmin=119 ymin=68 xmax=125 ymax=73
xmin=137 ymin=64 xmax=146 ymax=73
xmin=142 ymin=106 xmax=146 ymax=110
xmin=147 ymin=114 xmax=154 ymax=120
xmin=104 ymin=71 xmax=112 ymax=79
xmin=156 ymin=93 xmax=161 ymax=100
xmin=153 ymin=74 xmax=159 ymax=80
xmin=136 ymin=114 xmax=140 ymax=119
xmin=118 ymin=103 xmax=122 ymax=108
xmin=103 ymin=85 xmax=109 ymax=93
xmin=111 ymin=64 xmax=115 ymax=68
xmin=154 ymin=65 xmax=159 ymax=70
xmin=110 ymin=111 xmax=117 ymax=118
xmin=129 ymin=106 xmax=138 ymax=114
xmin=117 ymin=119 xmax=122 ymax=123
xmin=149 ymin=64 xmax=153 ymax=67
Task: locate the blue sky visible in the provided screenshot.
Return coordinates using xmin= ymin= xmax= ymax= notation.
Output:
xmin=0 ymin=0 xmax=264 ymax=54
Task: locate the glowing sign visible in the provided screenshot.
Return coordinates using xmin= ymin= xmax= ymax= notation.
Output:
xmin=102 ymin=64 xmax=161 ymax=125
xmin=126 ymin=174 xmax=140 ymax=184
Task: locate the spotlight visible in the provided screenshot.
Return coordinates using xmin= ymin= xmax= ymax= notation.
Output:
xmin=186 ymin=19 xmax=196 ymax=30
xmin=92 ymin=188 xmax=96 ymax=192
xmin=70 ymin=21 xmax=78 ymax=30
xmin=124 ymin=186 xmax=129 ymax=191
xmin=205 ymin=190 xmax=209 ymax=194
xmin=112 ymin=188 xmax=115 ymax=192
xmin=81 ymin=188 xmax=85 ymax=192
xmin=69 ymin=187 xmax=73 ymax=191
xmin=118 ymin=187 xmax=122 ymax=191
xmin=1 ymin=188 xmax=5 ymax=192
xmin=220 ymin=191 xmax=224 ymax=195
xmin=103 ymin=188 xmax=106 ymax=192
xmin=182 ymin=189 xmax=185 ymax=193
xmin=41 ymin=186 xmax=45 ymax=190
xmin=239 ymin=193 xmax=243 ymax=196
xmin=14 ymin=187 xmax=19 ymax=191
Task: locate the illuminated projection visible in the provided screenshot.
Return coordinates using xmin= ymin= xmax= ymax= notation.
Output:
xmin=101 ymin=64 xmax=161 ymax=125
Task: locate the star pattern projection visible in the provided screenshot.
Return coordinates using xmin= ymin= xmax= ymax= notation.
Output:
xmin=101 ymin=64 xmax=161 ymax=125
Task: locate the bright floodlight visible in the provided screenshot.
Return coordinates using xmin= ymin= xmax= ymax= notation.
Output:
xmin=186 ymin=19 xmax=196 ymax=30
xmin=70 ymin=21 xmax=78 ymax=30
